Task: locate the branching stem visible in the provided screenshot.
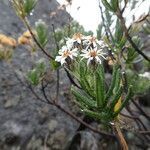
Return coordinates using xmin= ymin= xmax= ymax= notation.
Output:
xmin=116 ymin=10 xmax=150 ymax=62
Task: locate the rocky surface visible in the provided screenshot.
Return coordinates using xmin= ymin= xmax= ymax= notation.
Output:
xmin=0 ymin=1 xmax=109 ymax=150
xmin=0 ymin=1 xmax=79 ymax=150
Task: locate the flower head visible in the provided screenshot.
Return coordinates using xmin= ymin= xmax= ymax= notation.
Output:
xmin=81 ymin=47 xmax=107 ymax=65
xmin=55 ymin=46 xmax=78 ymax=65
xmin=83 ymin=35 xmax=97 ymax=46
xmin=72 ymin=33 xmax=83 ymax=44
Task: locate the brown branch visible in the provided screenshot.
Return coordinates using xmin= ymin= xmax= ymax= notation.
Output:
xmin=132 ymin=98 xmax=150 ymax=120
xmin=120 ymin=113 xmax=138 ymax=119
xmin=23 ymin=18 xmax=54 ymax=60
xmin=55 ymin=103 xmax=115 ymax=138
xmin=121 ymin=0 xmax=128 ymax=14
xmin=139 ymin=131 xmax=150 ymax=135
xmin=51 ymin=24 xmax=60 ymax=103
xmin=113 ymin=122 xmax=129 ymax=150
xmin=98 ymin=0 xmax=110 ymax=42
xmin=116 ymin=10 xmax=150 ymax=62
xmin=20 ymin=75 xmax=115 ymax=138
xmin=52 ymin=24 xmax=60 ymax=52
xmin=126 ymin=106 xmax=150 ymax=141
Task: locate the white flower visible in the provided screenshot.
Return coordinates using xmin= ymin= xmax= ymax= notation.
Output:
xmin=72 ymin=33 xmax=83 ymax=44
xmin=82 ymin=36 xmax=108 ymax=50
xmin=80 ymin=47 xmax=107 ymax=65
xmin=55 ymin=46 xmax=78 ymax=65
xmin=83 ymin=35 xmax=97 ymax=46
xmin=66 ymin=38 xmax=74 ymax=49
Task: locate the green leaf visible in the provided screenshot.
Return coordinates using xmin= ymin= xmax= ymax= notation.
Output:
xmin=35 ymin=20 xmax=48 ymax=47
xmin=27 ymin=60 xmax=46 ymax=86
xmin=23 ymin=0 xmax=37 ymax=16
xmin=84 ymin=109 xmax=101 ymax=120
xmin=113 ymin=86 xmax=132 ymax=117
xmin=126 ymin=47 xmax=138 ymax=63
xmin=105 ymin=65 xmax=119 ymax=101
xmin=80 ymin=78 xmax=93 ymax=96
xmin=74 ymin=101 xmax=86 ymax=110
xmin=102 ymin=0 xmax=114 ymax=12
xmin=27 ymin=69 xmax=39 ymax=85
xmin=78 ymin=61 xmax=94 ymax=96
xmin=111 ymin=0 xmax=119 ymax=12
xmin=79 ymin=60 xmax=86 ymax=79
xmin=50 ymin=59 xmax=60 ymax=70
xmin=71 ymin=86 xmax=96 ymax=109
xmin=113 ymin=67 xmax=121 ymax=93
xmin=96 ymin=24 xmax=103 ymax=40
xmin=36 ymin=61 xmax=46 ymax=75
xmin=84 ymin=109 xmax=112 ymax=122
xmin=118 ymin=36 xmax=127 ymax=49
xmin=109 ymin=86 xmax=123 ymax=111
xmin=115 ymin=19 xmax=123 ymax=42
xmin=105 ymin=9 xmax=113 ymax=26
xmin=95 ymin=65 xmax=105 ymax=108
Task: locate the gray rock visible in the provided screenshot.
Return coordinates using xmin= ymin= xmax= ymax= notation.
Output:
xmin=48 ymin=120 xmax=58 ymax=132
xmin=4 ymin=96 xmax=21 ymax=108
xmin=0 ymin=0 xmax=77 ymax=149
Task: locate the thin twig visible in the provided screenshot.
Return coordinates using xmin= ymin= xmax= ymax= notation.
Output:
xmin=55 ymin=103 xmax=115 ymax=138
xmin=120 ymin=113 xmax=138 ymax=119
xmin=121 ymin=0 xmax=128 ymax=14
xmin=113 ymin=122 xmax=129 ymax=150
xmin=116 ymin=10 xmax=150 ymax=62
xmin=126 ymin=106 xmax=142 ymax=131
xmin=41 ymin=80 xmax=53 ymax=104
xmin=52 ymin=24 xmax=60 ymax=52
xmin=16 ymin=72 xmax=115 ymax=138
xmin=55 ymin=69 xmax=60 ymax=103
xmin=64 ymin=68 xmax=81 ymax=89
xmin=51 ymin=24 xmax=60 ymax=103
xmin=126 ymin=106 xmax=150 ymax=141
xmin=132 ymin=98 xmax=150 ymax=120
xmin=139 ymin=131 xmax=150 ymax=134
xmin=23 ymin=18 xmax=54 ymax=60
xmin=98 ymin=0 xmax=110 ymax=42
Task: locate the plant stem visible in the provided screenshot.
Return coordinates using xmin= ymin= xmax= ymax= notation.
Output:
xmin=23 ymin=18 xmax=54 ymax=60
xmin=116 ymin=10 xmax=150 ymax=62
xmin=55 ymin=103 xmax=115 ymax=138
xmin=114 ymin=122 xmax=129 ymax=150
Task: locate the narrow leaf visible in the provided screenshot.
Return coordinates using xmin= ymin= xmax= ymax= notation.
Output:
xmin=113 ymin=67 xmax=121 ymax=93
xmin=95 ymin=65 xmax=105 ymax=108
xmin=113 ymin=86 xmax=132 ymax=117
xmin=111 ymin=0 xmax=119 ymax=12
xmin=23 ymin=0 xmax=37 ymax=16
xmin=105 ymin=65 xmax=119 ymax=101
xmin=102 ymin=0 xmax=114 ymax=12
xmin=115 ymin=19 xmax=123 ymax=42
xmin=84 ymin=109 xmax=111 ymax=122
xmin=109 ymin=86 xmax=123 ymax=111
xmin=36 ymin=20 xmax=48 ymax=47
xmin=71 ymin=86 xmax=96 ymax=108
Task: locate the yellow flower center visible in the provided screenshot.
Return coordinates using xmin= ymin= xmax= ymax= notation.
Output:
xmin=63 ymin=50 xmax=71 ymax=57
xmin=89 ymin=50 xmax=97 ymax=57
xmin=73 ymin=33 xmax=82 ymax=40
